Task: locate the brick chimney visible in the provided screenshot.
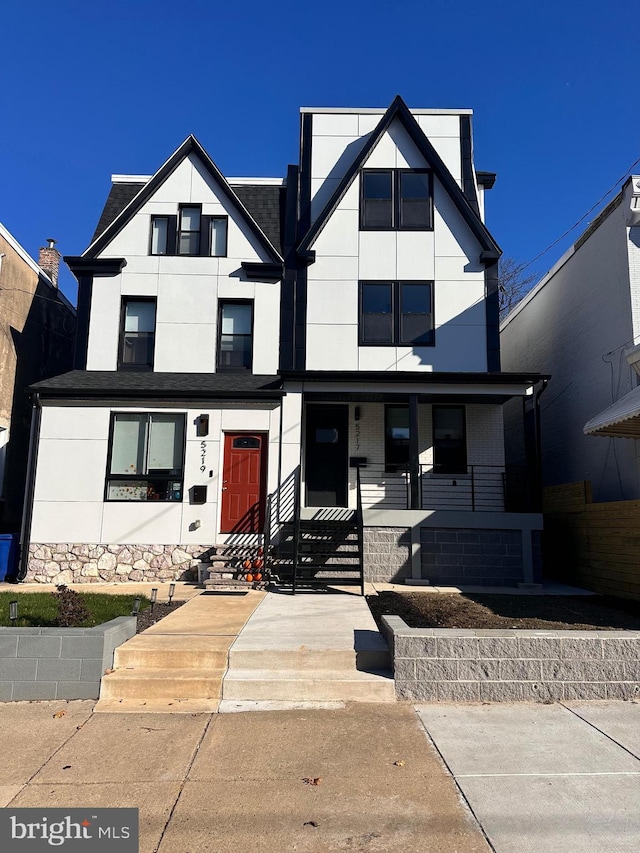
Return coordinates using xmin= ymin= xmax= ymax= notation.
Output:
xmin=38 ymin=238 xmax=60 ymax=287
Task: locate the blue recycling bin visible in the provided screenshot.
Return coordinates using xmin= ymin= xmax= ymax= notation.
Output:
xmin=0 ymin=534 xmax=19 ymax=581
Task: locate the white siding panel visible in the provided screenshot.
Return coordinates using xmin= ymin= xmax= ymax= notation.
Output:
xmin=216 ymin=277 xmax=255 ymax=299
xmin=101 ymin=503 xmax=183 ymax=544
xmin=102 ymin=214 xmax=152 ymax=257
xmin=312 ymin=209 xmax=359 ymax=256
xmin=358 ymin=115 xmax=381 ymax=135
xmin=147 ymin=157 xmax=193 ymax=204
xmin=117 ymin=256 xmax=160 ymax=275
xmin=86 ymin=283 xmax=119 ymax=371
xmin=416 ymin=115 xmax=462 ymax=137
xmin=434 ymin=181 xmax=481 ymax=260
xmin=429 ymin=137 xmax=462 ymax=183
xmin=34 ymin=439 xmax=108 ymax=502
xmin=311 ymin=178 xmax=340 ymax=221
xmin=431 ymin=322 xmax=487 ymax=371
xmin=435 ymin=256 xmax=483 ymax=280
xmin=364 ymin=131 xmax=397 ymax=169
xmin=358 ymin=231 xmax=396 ymax=279
xmin=120 ymin=273 xmax=159 ymax=296
xmin=154 ymin=322 xmax=216 ymax=373
xmin=39 ymin=406 xmax=111 ymax=441
xmin=306 ymin=324 xmax=358 ymax=370
xmin=225 ymin=215 xmax=265 ymax=262
xmin=310 ymin=255 xmax=359 ymax=281
xmin=31 ymin=501 xmax=104 ymax=543
xmin=311 ymin=135 xmax=361 ymax=180
xmin=395 ymin=231 xmax=435 ymax=279
xmin=390 ymin=122 xmax=428 ymax=169
xmin=312 ymin=113 xmax=360 ymax=136
xmin=358 ymin=347 xmax=404 ymax=371
xmin=220 ymin=409 xmax=272 ymax=431
xmin=253 ymin=286 xmax=280 ymax=374
xmin=156 ymin=275 xmax=217 ymax=325
xmin=307 ymin=280 xmax=358 ymax=325
xmin=158 ymin=256 xmax=219 ymax=276
xmin=436 ymin=281 xmax=485 ymax=325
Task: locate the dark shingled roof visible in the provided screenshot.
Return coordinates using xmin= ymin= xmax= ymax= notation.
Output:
xmin=30 ymin=371 xmax=284 ymax=400
xmin=90 ymin=180 xmax=285 ymax=252
xmin=91 ymin=183 xmax=146 ymax=243
xmin=231 ymin=184 xmax=285 ymax=253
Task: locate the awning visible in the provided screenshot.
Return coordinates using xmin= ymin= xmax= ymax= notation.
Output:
xmin=584 ymin=385 xmax=640 ymax=438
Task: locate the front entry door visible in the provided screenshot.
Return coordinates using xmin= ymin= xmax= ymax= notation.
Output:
xmin=221 ymin=433 xmax=268 ymax=533
xmin=305 ymin=404 xmax=348 ymax=506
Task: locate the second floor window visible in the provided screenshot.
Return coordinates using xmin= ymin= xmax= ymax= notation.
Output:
xmin=360 ymin=169 xmax=432 ymax=230
xmin=217 ymin=302 xmax=253 ymax=371
xmin=360 ymin=281 xmax=434 ymax=346
xmin=119 ymin=299 xmax=156 ymax=370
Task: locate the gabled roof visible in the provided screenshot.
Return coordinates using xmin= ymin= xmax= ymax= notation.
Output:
xmin=297 ymin=95 xmax=501 ymax=262
xmin=83 ymin=135 xmax=283 ymax=263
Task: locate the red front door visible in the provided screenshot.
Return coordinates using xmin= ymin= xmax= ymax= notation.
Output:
xmin=220 ymin=433 xmax=267 ymax=534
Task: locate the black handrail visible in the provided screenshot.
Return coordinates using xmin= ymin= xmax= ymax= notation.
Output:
xmin=355 ymin=466 xmax=365 ymax=596
xmin=291 ymin=466 xmax=301 ymax=595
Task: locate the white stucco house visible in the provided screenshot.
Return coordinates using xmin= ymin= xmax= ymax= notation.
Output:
xmin=501 ymin=175 xmax=640 ymax=502
xmin=21 ymin=96 xmax=545 ymax=589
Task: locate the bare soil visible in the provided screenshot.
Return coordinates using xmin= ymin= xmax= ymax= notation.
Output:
xmin=367 ymin=591 xmax=640 ymax=632
xmin=135 ymin=600 xmax=186 ymax=633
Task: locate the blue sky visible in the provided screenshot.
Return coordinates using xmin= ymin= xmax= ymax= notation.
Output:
xmin=2 ymin=0 xmax=639 ymax=302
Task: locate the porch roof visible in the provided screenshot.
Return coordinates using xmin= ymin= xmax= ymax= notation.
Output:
xmin=281 ymin=370 xmax=547 ymax=403
xmin=584 ymin=385 xmax=640 ymax=438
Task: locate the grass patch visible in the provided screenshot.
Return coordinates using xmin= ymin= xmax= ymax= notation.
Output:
xmin=0 ymin=591 xmax=151 ymax=628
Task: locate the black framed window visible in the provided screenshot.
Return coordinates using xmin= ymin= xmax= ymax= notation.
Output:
xmin=433 ymin=406 xmax=467 ymax=474
xmin=150 ymin=217 xmax=169 ymax=255
xmin=360 ymin=281 xmax=433 ymax=346
xmin=217 ymin=301 xmax=253 ymax=371
xmin=360 ymin=169 xmax=432 ymax=230
xmin=210 ymin=217 xmax=228 ymax=257
xmin=385 ymin=405 xmax=410 ymax=471
xmin=118 ymin=298 xmax=156 ymax=370
xmin=178 ymin=206 xmax=201 ymax=255
xmin=106 ymin=413 xmax=185 ymax=501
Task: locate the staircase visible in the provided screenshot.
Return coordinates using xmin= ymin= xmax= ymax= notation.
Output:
xmin=198 ymin=545 xmax=266 ymax=592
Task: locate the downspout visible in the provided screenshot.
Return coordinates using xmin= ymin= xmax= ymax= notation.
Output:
xmin=17 ymin=392 xmax=42 ymax=581
xmin=533 ymin=378 xmax=549 ymax=511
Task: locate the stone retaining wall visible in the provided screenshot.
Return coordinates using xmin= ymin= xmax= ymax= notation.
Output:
xmin=363 ymin=528 xmax=411 ymax=583
xmin=382 ymin=616 xmax=640 ymax=701
xmin=26 ymin=543 xmax=214 ymax=584
xmin=0 ymin=617 xmax=136 ymax=701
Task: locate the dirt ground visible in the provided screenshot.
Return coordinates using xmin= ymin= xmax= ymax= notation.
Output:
xmin=367 ymin=591 xmax=640 ymax=631
xmin=135 ymin=600 xmax=186 ymax=633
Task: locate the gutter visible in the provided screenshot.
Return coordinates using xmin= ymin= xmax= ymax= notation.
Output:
xmin=16 ymin=393 xmax=42 ymax=582
xmin=534 ymin=378 xmax=550 ymax=510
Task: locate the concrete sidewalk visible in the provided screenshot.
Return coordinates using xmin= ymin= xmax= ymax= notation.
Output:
xmin=418 ymin=700 xmax=640 ymax=852
xmin=0 ymin=700 xmax=487 ymax=853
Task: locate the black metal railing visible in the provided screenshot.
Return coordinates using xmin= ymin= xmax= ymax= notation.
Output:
xmin=355 ymin=466 xmax=365 ymax=596
xmin=263 ymin=466 xmax=300 ymax=577
xmin=357 ymin=463 xmax=530 ymax=512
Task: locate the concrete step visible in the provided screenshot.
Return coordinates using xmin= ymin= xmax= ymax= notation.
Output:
xmin=222 ymin=668 xmax=395 ymax=702
xmin=114 ymin=635 xmax=230 ymax=670
xmin=228 ymin=647 xmax=390 ymax=672
xmin=94 ymin=697 xmax=220 ymax=714
xmin=203 ymin=580 xmax=255 ymax=592
xmin=100 ymin=668 xmax=225 ymax=701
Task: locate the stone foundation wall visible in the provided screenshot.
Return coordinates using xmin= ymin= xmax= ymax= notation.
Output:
xmin=26 ymin=543 xmax=215 ymax=584
xmin=382 ymin=616 xmax=640 ymax=702
xmin=420 ymin=528 xmax=525 ymax=586
xmin=363 ymin=527 xmax=411 ymax=583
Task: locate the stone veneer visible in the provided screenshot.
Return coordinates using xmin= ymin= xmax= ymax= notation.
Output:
xmin=382 ymin=615 xmax=640 ymax=702
xmin=26 ymin=543 xmax=214 ymax=584
xmin=363 ymin=527 xmax=411 ymax=583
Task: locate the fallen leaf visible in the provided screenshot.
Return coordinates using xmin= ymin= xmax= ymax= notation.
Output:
xmin=104 ymin=668 xmax=115 ymax=675
xmin=393 ymin=760 xmax=405 ymax=767
xmin=62 ymin=765 xmax=72 ymax=770
xmin=52 ymin=710 xmax=67 ymax=719
xmin=303 ymin=821 xmax=319 ymax=828
xmin=302 ymin=777 xmax=322 ymax=786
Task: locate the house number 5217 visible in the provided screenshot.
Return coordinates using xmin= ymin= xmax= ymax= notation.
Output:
xmin=200 ymin=441 xmax=207 ymax=473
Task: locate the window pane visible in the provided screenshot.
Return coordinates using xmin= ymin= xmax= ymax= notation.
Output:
xmin=179 ymin=232 xmax=200 ymax=255
xmin=363 ymin=314 xmax=393 ymax=343
xmin=386 ymin=406 xmax=410 ymax=468
xmin=401 ymin=314 xmax=432 ymax=343
xmin=221 ymin=304 xmax=252 ymax=335
xmin=363 ymin=172 xmax=392 ymax=199
xmin=400 ymin=284 xmax=432 ymax=343
xmin=107 ymin=480 xmax=148 ymax=501
xmin=363 ymin=199 xmax=392 ymax=228
xmin=122 ymin=332 xmax=154 ymax=366
xmin=400 ymin=172 xmax=429 ymax=199
xmin=434 ymin=408 xmax=464 ymax=441
xmin=148 ymin=415 xmax=184 ymax=472
xmin=433 ymin=407 xmax=467 ymax=474
xmin=363 ymin=284 xmax=392 ymax=314
xmin=110 ymin=415 xmax=146 ymax=475
xmin=180 ymin=207 xmax=200 ymax=231
xmin=211 ymin=218 xmax=227 ymax=256
xmin=151 ymin=218 xmax=168 ymax=254
xmin=401 ymin=284 xmax=430 ymax=314
xmin=220 ymin=335 xmax=252 ymax=368
xmin=125 ymin=301 xmax=155 ymax=333
xmin=400 ymin=198 xmax=431 ymax=228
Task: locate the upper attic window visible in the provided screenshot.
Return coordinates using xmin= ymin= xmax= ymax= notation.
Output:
xmin=178 ymin=206 xmax=201 ymax=255
xmin=149 ymin=209 xmax=228 ymax=257
xmin=360 ymin=169 xmax=432 ymax=231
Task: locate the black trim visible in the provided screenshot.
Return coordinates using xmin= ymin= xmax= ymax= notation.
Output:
xmin=460 ymin=115 xmax=480 ymax=216
xmin=476 ymin=171 xmax=497 ymax=189
xmin=178 ymin=204 xmax=202 ymax=255
xmin=241 ymin=261 xmax=283 ymax=281
xmin=280 ymin=369 xmax=548 ymax=384
xmin=84 ymin=136 xmax=283 ymax=263
xmin=280 ymin=164 xmax=300 ymax=371
xmin=297 ymin=96 xmax=501 ymax=263
xmin=293 ymin=114 xmax=313 ymax=371
xmin=73 ymin=274 xmax=93 ymax=370
xmin=484 ymin=261 xmax=501 ymax=371
xmin=118 ymin=297 xmax=156 ymax=371
xmin=17 ymin=394 xmax=42 ymax=581
xmin=299 ymin=113 xmax=313 ymax=237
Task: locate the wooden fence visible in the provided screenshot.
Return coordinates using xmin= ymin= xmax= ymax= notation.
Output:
xmin=543 ymin=481 xmax=640 ymax=601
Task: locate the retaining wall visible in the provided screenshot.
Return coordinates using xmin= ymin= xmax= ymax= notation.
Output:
xmin=382 ymin=615 xmax=640 ymax=702
xmin=0 ymin=617 xmax=136 ymax=701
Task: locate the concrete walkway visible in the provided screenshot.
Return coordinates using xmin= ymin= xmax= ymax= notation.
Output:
xmin=418 ymin=700 xmax=640 ymax=852
xmin=0 ymin=700 xmax=488 ymax=853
